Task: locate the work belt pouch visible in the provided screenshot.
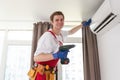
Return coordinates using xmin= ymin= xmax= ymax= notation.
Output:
xmin=44 ymin=65 xmax=56 ymax=80
xmin=27 ymin=66 xmax=36 ymax=79
xmin=27 ymin=63 xmax=39 ymax=80
xmin=28 ymin=63 xmax=46 ymax=79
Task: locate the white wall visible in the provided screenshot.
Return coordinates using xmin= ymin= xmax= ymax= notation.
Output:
xmin=97 ymin=23 xmax=120 ymax=80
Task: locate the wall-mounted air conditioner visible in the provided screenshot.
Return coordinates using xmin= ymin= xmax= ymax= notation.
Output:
xmin=90 ymin=0 xmax=120 ymax=36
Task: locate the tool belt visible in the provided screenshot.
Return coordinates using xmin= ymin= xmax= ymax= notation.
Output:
xmin=27 ymin=64 xmax=56 ymax=80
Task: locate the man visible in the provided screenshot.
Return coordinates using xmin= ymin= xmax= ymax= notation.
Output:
xmin=34 ymin=11 xmax=91 ymax=80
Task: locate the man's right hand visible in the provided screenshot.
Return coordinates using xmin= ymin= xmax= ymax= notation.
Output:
xmin=52 ymin=50 xmax=69 ymax=59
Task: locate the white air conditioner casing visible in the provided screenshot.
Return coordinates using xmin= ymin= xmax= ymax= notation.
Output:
xmin=90 ymin=0 xmax=120 ymax=37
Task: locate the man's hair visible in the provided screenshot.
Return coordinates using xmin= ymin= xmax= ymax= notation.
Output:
xmin=50 ymin=11 xmax=64 ymax=22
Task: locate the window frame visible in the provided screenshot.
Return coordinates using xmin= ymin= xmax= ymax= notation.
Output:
xmin=0 ymin=24 xmax=82 ymax=80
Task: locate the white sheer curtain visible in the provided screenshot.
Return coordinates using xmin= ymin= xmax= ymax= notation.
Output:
xmin=62 ymin=43 xmax=84 ymax=80
xmin=3 ymin=31 xmax=32 ymax=80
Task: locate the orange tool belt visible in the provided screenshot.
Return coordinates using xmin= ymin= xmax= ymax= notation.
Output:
xmin=27 ymin=64 xmax=56 ymax=80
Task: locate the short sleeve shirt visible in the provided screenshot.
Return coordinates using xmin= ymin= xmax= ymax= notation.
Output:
xmin=34 ymin=30 xmax=69 ymax=56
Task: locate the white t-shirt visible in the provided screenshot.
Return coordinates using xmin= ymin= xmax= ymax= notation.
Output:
xmin=34 ymin=30 xmax=69 ymax=56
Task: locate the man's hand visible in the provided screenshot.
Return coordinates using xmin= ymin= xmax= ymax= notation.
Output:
xmin=82 ymin=19 xmax=92 ymax=27
xmin=52 ymin=50 xmax=69 ymax=59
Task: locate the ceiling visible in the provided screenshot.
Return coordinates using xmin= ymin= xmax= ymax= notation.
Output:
xmin=0 ymin=0 xmax=104 ymax=22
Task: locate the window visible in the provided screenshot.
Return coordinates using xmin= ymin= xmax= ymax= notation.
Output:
xmin=62 ymin=26 xmax=82 ymax=37
xmin=0 ymin=24 xmax=33 ymax=80
xmin=0 ymin=31 xmax=5 ymax=64
xmin=61 ymin=26 xmax=83 ymax=80
xmin=0 ymin=23 xmax=83 ymax=80
xmin=5 ymin=45 xmax=31 ymax=80
xmin=8 ymin=31 xmax=32 ymax=40
xmin=62 ymin=43 xmax=83 ymax=80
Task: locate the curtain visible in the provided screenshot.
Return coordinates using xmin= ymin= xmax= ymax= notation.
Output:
xmin=30 ymin=22 xmax=50 ymax=67
xmin=82 ymin=27 xmax=101 ymax=80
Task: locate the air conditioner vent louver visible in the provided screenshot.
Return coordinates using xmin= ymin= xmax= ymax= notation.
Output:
xmin=94 ymin=13 xmax=117 ymax=33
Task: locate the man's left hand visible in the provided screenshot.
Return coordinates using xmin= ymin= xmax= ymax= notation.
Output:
xmin=82 ymin=19 xmax=92 ymax=27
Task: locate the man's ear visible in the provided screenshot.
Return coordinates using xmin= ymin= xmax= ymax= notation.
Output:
xmin=50 ymin=20 xmax=54 ymax=24
xmin=50 ymin=21 xmax=52 ymax=24
xmin=50 ymin=21 xmax=53 ymax=28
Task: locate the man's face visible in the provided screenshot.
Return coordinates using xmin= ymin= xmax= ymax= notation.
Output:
xmin=51 ymin=15 xmax=64 ymax=30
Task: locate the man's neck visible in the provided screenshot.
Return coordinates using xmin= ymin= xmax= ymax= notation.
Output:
xmin=52 ymin=28 xmax=61 ymax=35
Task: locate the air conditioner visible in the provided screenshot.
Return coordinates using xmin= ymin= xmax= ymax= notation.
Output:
xmin=90 ymin=0 xmax=120 ymax=36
